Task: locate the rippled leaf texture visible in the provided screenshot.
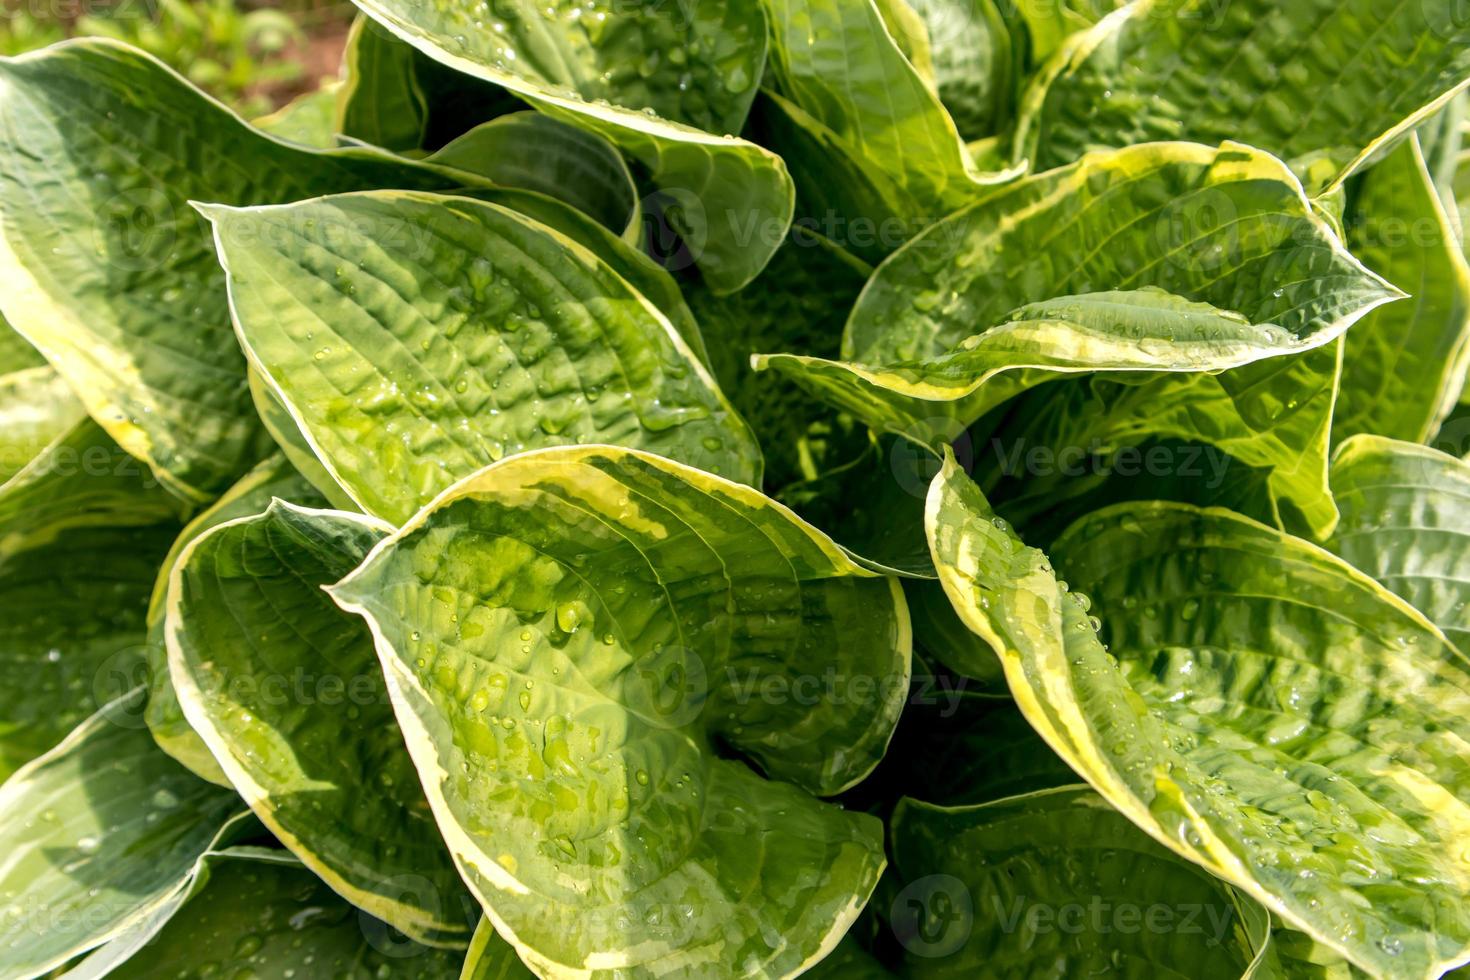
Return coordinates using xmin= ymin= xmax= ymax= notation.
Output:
xmin=905 ymin=0 xmax=1014 ymax=141
xmin=463 ymin=918 xmax=537 ymax=980
xmin=0 ymin=690 xmax=243 ymax=978
xmin=1336 ymin=136 xmax=1470 ymax=442
xmin=96 ymin=850 xmax=468 ymax=980
xmin=928 ymin=454 xmax=1470 ymax=977
xmin=429 ymin=112 xmax=639 ymax=240
xmin=763 ymin=0 xmax=1012 ymax=221
xmin=347 ymin=0 xmax=792 ymax=293
xmin=330 ymin=446 xmax=909 ymax=978
xmin=685 ymin=228 xmax=871 ymax=491
xmin=206 ymin=191 xmax=759 ymax=525
xmin=0 ymin=39 xmax=485 ymax=501
xmin=169 ymin=501 xmax=471 ymax=945
xmin=0 ymin=373 xmax=183 ymax=778
xmin=1330 ymin=435 xmax=1470 ymax=656
xmin=143 ymin=455 xmax=327 ymax=785
xmin=1017 ymin=0 xmax=1470 ymax=192
xmin=889 ymin=787 xmax=1276 ymax=977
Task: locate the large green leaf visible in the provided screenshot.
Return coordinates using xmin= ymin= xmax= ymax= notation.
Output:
xmin=346 ymin=0 xmax=793 ymax=293
xmin=95 ymin=849 xmax=468 ymax=980
xmin=761 ymin=0 xmax=1010 ymax=220
xmin=0 ymin=690 xmax=243 ymax=978
xmin=756 ymin=287 xmax=1347 ymax=444
xmin=329 ymin=446 xmax=909 ymax=977
xmin=0 ymin=39 xmax=485 ymax=501
xmin=143 ymin=454 xmax=327 ymax=785
xmin=1329 ymin=435 xmax=1470 ymax=656
xmin=1016 ymin=0 xmax=1470 ymax=192
xmin=204 ymin=191 xmax=760 ymax=525
xmin=837 ymin=142 xmax=1395 ymax=369
xmin=927 ymin=454 xmax=1470 ymax=978
xmin=888 ymin=787 xmax=1277 ymax=977
xmin=429 ymin=112 xmax=639 ymax=241
xmin=168 ymin=501 xmax=471 ymax=946
xmin=1336 ymin=136 xmax=1470 ymax=442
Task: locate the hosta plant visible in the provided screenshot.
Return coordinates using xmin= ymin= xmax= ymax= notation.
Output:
xmin=4 ymin=0 xmax=1470 ymax=978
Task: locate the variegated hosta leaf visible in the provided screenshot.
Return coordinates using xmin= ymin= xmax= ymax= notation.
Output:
xmin=928 ymin=454 xmax=1470 ymax=978
xmin=329 ymin=446 xmax=910 ymax=977
xmin=347 ymin=0 xmax=793 ymax=293
xmin=0 ymin=39 xmax=483 ymax=501
xmin=1336 ymin=136 xmax=1470 ymax=442
xmin=143 ymin=454 xmax=328 ymax=785
xmin=903 ymin=0 xmax=1014 ymax=141
xmin=756 ymin=287 xmax=1340 ymax=443
xmin=762 ymin=0 xmax=1012 ymax=221
xmin=429 ymin=112 xmax=639 ymax=241
xmin=760 ymin=141 xmax=1394 ymax=535
xmin=839 ymin=141 xmax=1396 ymax=370
xmin=888 ymin=788 xmax=1277 ymax=977
xmin=1329 ymin=435 xmax=1470 ymax=656
xmin=0 ymin=690 xmax=243 ymax=978
xmin=1016 ymin=0 xmax=1470 ymax=192
xmin=463 ymin=919 xmax=537 ymax=980
xmin=168 ymin=501 xmax=472 ymax=946
xmin=204 ymin=191 xmax=760 ymax=525
xmin=95 ymin=850 xmax=468 ymax=980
